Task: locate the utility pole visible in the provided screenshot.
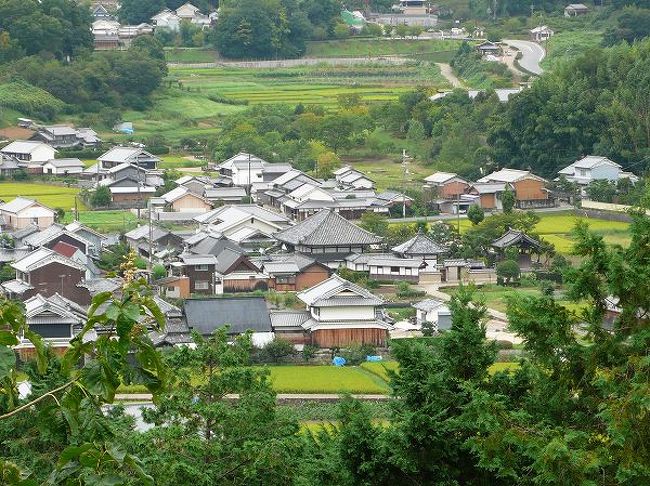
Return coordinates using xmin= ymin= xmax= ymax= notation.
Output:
xmin=148 ymin=198 xmax=153 ymax=270
xmin=247 ymin=152 xmax=252 ymax=197
xmin=401 ymin=149 xmax=411 ymax=219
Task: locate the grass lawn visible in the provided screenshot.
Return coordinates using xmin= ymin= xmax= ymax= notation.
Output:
xmin=266 ymin=366 xmax=389 ymax=394
xmin=0 ymin=182 xmax=82 ymax=210
xmin=159 ymin=155 xmax=204 ymax=170
xmin=347 ymin=156 xmax=432 ymax=192
xmin=541 ymin=30 xmax=604 ymax=71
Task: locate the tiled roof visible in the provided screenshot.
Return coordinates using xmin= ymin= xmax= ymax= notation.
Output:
xmin=392 ymin=230 xmax=446 ymax=255
xmin=297 ymin=274 xmax=383 ymax=307
xmin=491 ymin=229 xmax=540 ymax=249
xmin=183 ymin=297 xmax=271 ymax=334
xmin=274 ymin=209 xmax=382 ymax=247
xmin=270 ymin=310 xmax=310 ymax=329
xmin=412 ymin=298 xmax=448 ymax=312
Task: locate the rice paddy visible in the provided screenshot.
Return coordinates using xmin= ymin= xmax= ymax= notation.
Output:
xmin=0 ymin=182 xmax=82 ymax=210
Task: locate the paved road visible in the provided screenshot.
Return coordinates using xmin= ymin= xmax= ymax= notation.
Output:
xmin=503 ymin=39 xmax=545 ymax=75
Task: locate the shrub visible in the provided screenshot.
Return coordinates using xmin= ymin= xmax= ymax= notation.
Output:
xmin=421 ymin=321 xmax=435 ymax=337
xmin=258 ymin=338 xmax=296 ymax=364
xmin=302 ymin=344 xmax=318 ymax=362
xmin=152 ymin=264 xmax=166 ymax=280
xmin=496 ymin=260 xmax=520 ymax=285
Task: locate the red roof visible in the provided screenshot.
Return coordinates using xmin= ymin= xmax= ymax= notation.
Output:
xmin=51 ymin=241 xmax=79 ymax=258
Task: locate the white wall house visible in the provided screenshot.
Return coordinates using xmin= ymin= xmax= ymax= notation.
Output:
xmin=0 ymin=141 xmax=57 ymax=163
xmin=557 ymin=156 xmax=636 ymax=187
xmin=42 ymin=158 xmax=85 ymax=175
xmin=412 ymin=299 xmax=452 ymax=331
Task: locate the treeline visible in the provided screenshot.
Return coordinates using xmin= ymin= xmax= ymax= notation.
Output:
xmin=0 ymin=0 xmax=93 ymax=63
xmin=0 ymin=37 xmax=167 ymax=120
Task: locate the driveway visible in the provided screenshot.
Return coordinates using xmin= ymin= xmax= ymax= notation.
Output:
xmin=502 ymin=39 xmax=545 ymax=75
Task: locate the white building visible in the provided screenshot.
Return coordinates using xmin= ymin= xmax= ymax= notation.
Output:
xmin=0 ymin=141 xmax=57 ymax=164
xmin=42 ymin=158 xmax=85 ymax=175
xmin=412 ymin=298 xmax=452 ymax=331
xmin=557 ymin=156 xmax=638 ymax=187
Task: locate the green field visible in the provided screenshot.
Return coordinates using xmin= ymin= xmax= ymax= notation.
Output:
xmin=267 ymin=366 xmax=389 ymax=394
xmin=541 ymin=30 xmax=604 ymax=70
xmin=449 ymin=211 xmax=631 ymax=255
xmin=348 ymin=156 xmax=433 ymax=192
xmin=0 ymin=182 xmax=82 ymax=210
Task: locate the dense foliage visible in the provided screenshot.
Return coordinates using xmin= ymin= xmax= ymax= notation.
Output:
xmin=0 ymin=0 xmax=93 ymax=63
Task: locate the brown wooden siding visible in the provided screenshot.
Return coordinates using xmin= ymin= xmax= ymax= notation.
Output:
xmin=513 ymin=179 xmax=547 ymax=201
xmin=439 ymin=180 xmax=470 ymax=199
xmin=22 ymin=262 xmax=91 ymax=305
xmin=311 ymin=328 xmax=388 ymax=348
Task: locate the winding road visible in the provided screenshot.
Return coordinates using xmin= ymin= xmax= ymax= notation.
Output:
xmin=503 ymin=39 xmax=546 ymax=75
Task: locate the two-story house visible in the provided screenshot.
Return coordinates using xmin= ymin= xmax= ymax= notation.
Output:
xmin=476 ymin=168 xmax=554 ymax=209
xmin=0 ymin=141 xmax=57 ymax=166
xmin=557 ymin=156 xmax=638 ymax=189
xmin=0 ymin=197 xmax=56 ymax=230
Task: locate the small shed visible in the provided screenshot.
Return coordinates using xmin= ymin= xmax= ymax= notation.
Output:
xmin=476 ymin=41 xmax=501 ymax=56
xmin=491 ymin=229 xmax=542 ymax=268
xmin=564 ymin=3 xmax=589 ymax=16
xmin=530 ymin=25 xmax=554 ymax=41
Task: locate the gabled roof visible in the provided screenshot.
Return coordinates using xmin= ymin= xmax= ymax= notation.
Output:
xmin=98 ymin=147 xmax=159 ymax=163
xmin=412 ymin=298 xmax=449 ymax=312
xmin=25 ymin=293 xmax=86 ymax=324
xmin=530 ymin=25 xmax=552 ymax=33
xmin=183 ymin=297 xmax=271 ymax=334
xmin=179 ymin=253 xmax=217 ymax=266
xmin=162 ymin=186 xmax=210 ymax=205
xmin=253 ymin=252 xmax=325 ymax=273
xmin=477 ymin=168 xmax=546 ymax=184
xmin=424 ymin=171 xmax=464 ymax=184
xmin=274 ymin=209 xmax=382 ymax=247
xmin=0 ymin=140 xmax=56 ymax=155
xmin=52 ymin=241 xmax=80 ymax=258
xmin=44 ymin=158 xmax=84 ymax=168
xmin=297 ymin=274 xmax=383 ymax=307
xmin=217 ymin=152 xmax=267 ymax=170
xmin=12 ymin=247 xmax=86 ymax=273
xmin=215 ymin=248 xmax=257 ymax=274
xmin=0 ymin=197 xmax=54 ymax=216
xmin=491 ymin=229 xmax=541 ymax=250
xmin=124 ymin=225 xmax=169 ymax=242
xmin=392 ymin=230 xmax=446 ymax=255
xmin=565 ymin=3 xmax=588 ymax=9
xmin=558 ymin=156 xmax=622 ymax=174
xmin=469 ymin=182 xmax=508 ymax=194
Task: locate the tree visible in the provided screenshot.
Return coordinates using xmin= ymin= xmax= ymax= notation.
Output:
xmin=152 ymin=264 xmax=166 ymax=280
xmin=314 ymin=151 xmax=341 ymax=179
xmin=496 ymin=259 xmax=520 ymax=284
xmin=501 ymin=187 xmax=515 ymax=214
xmin=586 ymin=179 xmax=617 ymax=203
xmin=467 ymin=204 xmax=484 ymax=225
xmin=359 ymin=212 xmax=389 ymax=237
xmin=118 ymin=0 xmax=166 ymax=24
xmin=133 ymin=329 xmax=301 ymax=484
xmin=90 ymin=186 xmax=111 ymax=207
xmin=0 ymin=264 xmax=168 ymax=483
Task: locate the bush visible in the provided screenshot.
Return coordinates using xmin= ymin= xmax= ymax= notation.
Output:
xmin=257 ymin=338 xmax=296 ymax=364
xmin=302 ymin=344 xmax=318 ymax=362
xmin=339 ymin=343 xmax=376 ymax=366
xmin=496 ymin=260 xmax=520 ymax=285
xmin=152 ymin=264 xmax=166 ymax=280
xmin=495 ymin=340 xmax=514 ymax=350
xmin=421 ymin=321 xmax=435 ymax=337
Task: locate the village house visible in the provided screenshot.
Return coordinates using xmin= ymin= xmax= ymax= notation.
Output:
xmin=42 ymin=158 xmax=85 ymax=176
xmin=91 ymin=4 xmax=114 ymax=20
xmin=476 ymin=169 xmax=554 ymax=209
xmin=557 ymin=155 xmax=638 ymax=188
xmin=203 ymin=186 xmax=248 ymax=205
xmin=0 ymin=154 xmax=20 ymax=177
xmin=476 ymin=41 xmax=501 ymax=57
xmin=564 ymin=3 xmax=589 ymax=16
xmin=253 ymin=253 xmax=331 ymax=292
xmin=161 ymin=186 xmax=213 ymax=213
xmin=14 ymin=293 xmax=89 ymax=360
xmin=91 ymin=19 xmax=120 ymax=49
xmin=392 ymin=229 xmax=446 ymax=262
xmin=31 ymin=126 xmax=101 ymax=149
xmin=0 ymin=141 xmax=57 ymax=165
xmin=413 ymin=298 xmax=452 ymax=331
xmin=295 ymin=275 xmax=393 ymax=348
xmin=466 ymin=182 xmax=507 ymax=211
xmin=273 ymin=209 xmax=383 ymax=268
xmin=173 ymin=253 xmax=218 ymax=295
xmin=0 ymin=197 xmax=56 ymax=230
xmin=2 ymin=247 xmax=92 ymax=305
xmin=333 ymin=166 xmax=375 ymax=189
xmin=175 ymin=175 xmax=213 ymax=195
xmin=529 ymin=25 xmax=554 ymax=41
xmin=423 ymin=171 xmax=470 ymax=199
xmin=215 ymin=248 xmax=267 ymax=293
xmin=124 ymin=225 xmax=184 ymax=258
xmin=157 ymin=275 xmax=191 ymax=300
xmin=97 ymin=146 xmax=160 ymax=171
xmin=183 ymin=297 xmax=274 ymax=347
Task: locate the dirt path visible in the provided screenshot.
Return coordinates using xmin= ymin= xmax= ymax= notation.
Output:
xmin=435 ymin=63 xmax=464 ymax=88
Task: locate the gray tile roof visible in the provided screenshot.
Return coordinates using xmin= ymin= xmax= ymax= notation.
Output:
xmin=491 ymin=229 xmax=541 ymax=250
xmin=183 ymin=297 xmax=272 ymax=334
xmin=270 ymin=310 xmax=310 ymax=329
xmin=392 ymin=230 xmax=446 ymax=255
xmin=274 ymin=209 xmax=382 ymax=247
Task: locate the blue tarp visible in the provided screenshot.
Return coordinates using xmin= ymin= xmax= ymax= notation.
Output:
xmin=366 ymin=355 xmax=383 ymax=362
xmin=332 ymin=356 xmax=347 ymax=367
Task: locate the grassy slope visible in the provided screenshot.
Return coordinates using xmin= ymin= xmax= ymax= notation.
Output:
xmin=541 ymin=30 xmax=604 ymax=70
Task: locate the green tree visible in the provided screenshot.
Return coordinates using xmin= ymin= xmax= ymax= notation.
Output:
xmin=359 ymin=212 xmax=389 ymax=237
xmin=496 ymin=259 xmax=520 ymax=284
xmin=501 ymin=187 xmax=515 ymax=213
xmin=118 ymin=0 xmax=166 ymax=24
xmin=133 ymin=329 xmax=301 ymax=484
xmin=90 ymin=186 xmax=111 ymax=208
xmin=314 ymin=151 xmax=341 ymax=179
xmin=467 ymin=204 xmax=485 ymax=225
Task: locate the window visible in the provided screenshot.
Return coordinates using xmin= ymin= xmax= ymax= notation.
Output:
xmin=276 ymin=276 xmax=296 ymax=284
xmin=167 ymin=286 xmax=176 ymax=291
xmin=195 ymin=265 xmax=209 ymax=272
xmin=195 ymin=281 xmax=209 ymax=290
xmin=390 ymin=266 xmax=400 ymax=273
